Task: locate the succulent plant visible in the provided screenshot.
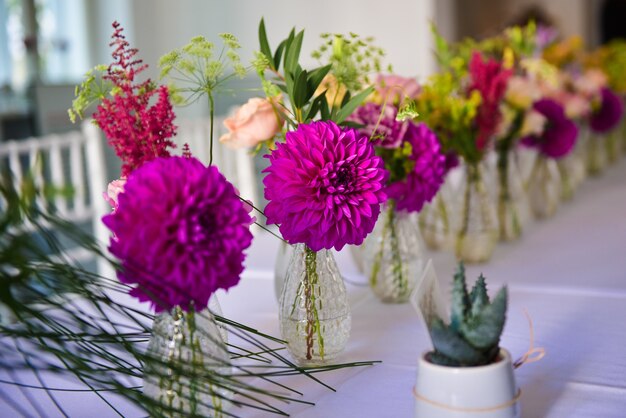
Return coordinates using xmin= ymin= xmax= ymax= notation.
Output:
xmin=428 ymin=263 xmax=507 ymax=367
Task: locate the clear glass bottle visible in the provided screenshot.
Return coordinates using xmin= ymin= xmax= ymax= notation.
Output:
xmin=279 ymin=244 xmax=351 ymax=365
xmin=365 ymin=200 xmax=424 ymax=303
xmin=527 ymin=154 xmax=561 ymax=219
xmin=143 ymin=306 xmax=231 ymax=417
xmin=455 ymin=162 xmax=498 ymax=263
xmin=605 ymin=129 xmax=620 ymax=164
xmin=587 ymin=134 xmax=607 ymax=176
xmin=419 ymin=177 xmax=455 ymax=251
xmin=496 ymin=150 xmax=529 ymax=241
xmin=274 ymin=241 xmax=294 ymax=301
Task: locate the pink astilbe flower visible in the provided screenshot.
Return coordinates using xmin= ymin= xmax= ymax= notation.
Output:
xmin=468 ymin=52 xmax=512 ymax=151
xmin=103 ymin=156 xmax=253 ymax=312
xmin=94 ymin=22 xmax=177 ymax=177
xmin=263 ymin=121 xmax=388 ymax=251
xmin=384 ymin=123 xmax=446 ymax=212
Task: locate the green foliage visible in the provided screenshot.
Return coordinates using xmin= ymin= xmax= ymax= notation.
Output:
xmin=427 ymin=263 xmax=508 ymax=367
xmin=68 ymin=65 xmax=111 ymax=123
xmin=158 ymin=34 xmax=247 ymax=106
xmin=312 ymin=32 xmax=386 ymax=92
xmin=256 ymin=18 xmax=375 ymax=126
xmin=414 ymin=72 xmax=483 ymax=163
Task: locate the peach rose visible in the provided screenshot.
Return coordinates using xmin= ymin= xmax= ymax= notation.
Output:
xmin=219 ymin=98 xmax=283 ymax=149
xmin=505 ymin=76 xmax=540 ymax=110
xmin=520 ymin=110 xmax=547 ymax=137
xmin=104 ymin=178 xmax=126 ymax=211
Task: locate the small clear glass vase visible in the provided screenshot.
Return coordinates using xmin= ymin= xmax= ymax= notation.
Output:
xmin=455 ymin=162 xmax=498 ymax=263
xmin=274 ymin=241 xmax=294 ymax=301
xmin=527 ymin=154 xmax=561 ymax=219
xmin=364 ymin=200 xmax=424 ymax=303
xmin=419 ymin=176 xmax=455 ymax=251
xmin=587 ymin=134 xmax=607 ymax=176
xmin=605 ymin=129 xmax=620 ymax=165
xmin=496 ymin=150 xmax=529 ymax=241
xmin=279 ymin=244 xmax=351 ymax=365
xmin=144 ymin=306 xmax=231 ymax=417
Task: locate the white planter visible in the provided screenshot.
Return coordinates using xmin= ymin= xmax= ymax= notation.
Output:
xmin=414 ymin=349 xmax=520 ymax=418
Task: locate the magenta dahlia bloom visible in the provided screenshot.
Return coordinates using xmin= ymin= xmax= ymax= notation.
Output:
xmin=347 ymin=102 xmax=408 ymax=148
xmin=384 ymin=123 xmax=446 ymax=212
xmin=521 ymin=99 xmax=578 ymax=159
xmin=590 ymin=88 xmax=624 ymax=133
xmin=103 ymin=156 xmax=253 ymax=312
xmin=263 ymin=120 xmax=388 ymax=251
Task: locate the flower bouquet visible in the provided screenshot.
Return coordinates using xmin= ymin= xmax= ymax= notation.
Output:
xmin=349 ymin=85 xmax=446 ymax=303
xmin=416 ymin=51 xmax=511 ymax=263
xmin=255 ymin=22 xmax=388 ymax=364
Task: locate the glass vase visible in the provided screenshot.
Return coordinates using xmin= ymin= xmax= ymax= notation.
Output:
xmin=279 ymin=244 xmax=351 ymax=365
xmin=527 ymin=154 xmax=561 ymax=219
xmin=419 ymin=176 xmax=455 ymax=251
xmin=587 ymin=134 xmax=607 ymax=176
xmin=605 ymin=129 xmax=620 ymax=165
xmin=365 ymin=200 xmax=424 ymax=303
xmin=143 ymin=306 xmax=231 ymax=417
xmin=274 ymin=241 xmax=294 ymax=301
xmin=455 ymin=162 xmax=498 ymax=263
xmin=496 ymin=150 xmax=529 ymax=241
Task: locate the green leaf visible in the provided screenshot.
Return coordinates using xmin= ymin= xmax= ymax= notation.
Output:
xmin=304 ymin=92 xmax=326 ymax=121
xmin=320 ymin=96 xmax=330 ymax=120
xmin=258 ymin=18 xmax=273 ymax=66
xmin=285 ymin=30 xmax=304 ymax=73
xmin=273 ymin=40 xmax=286 ymax=71
xmin=469 ymin=274 xmax=489 ymax=316
xmin=334 ymin=86 xmax=374 ymax=124
xmin=293 ymin=69 xmax=309 ymax=109
xmin=307 ymin=64 xmax=332 ymax=98
xmin=450 ymin=262 xmax=470 ymax=331
xmin=429 ymin=318 xmax=487 ymax=366
xmin=460 ymin=287 xmax=507 ymax=350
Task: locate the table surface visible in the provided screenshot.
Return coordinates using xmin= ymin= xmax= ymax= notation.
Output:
xmin=2 ymin=158 xmax=626 ymax=418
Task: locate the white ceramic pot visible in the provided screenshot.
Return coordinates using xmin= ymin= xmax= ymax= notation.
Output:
xmin=414 ymin=349 xmax=520 ymax=418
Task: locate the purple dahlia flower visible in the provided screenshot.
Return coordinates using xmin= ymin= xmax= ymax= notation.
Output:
xmin=521 ymin=99 xmax=578 ymax=159
xmin=103 ymin=156 xmax=253 ymax=313
xmin=347 ymin=102 xmax=408 ymax=148
xmin=385 ymin=123 xmax=446 ymax=212
xmin=590 ymin=88 xmax=624 ymax=133
xmin=263 ymin=120 xmax=388 ymax=251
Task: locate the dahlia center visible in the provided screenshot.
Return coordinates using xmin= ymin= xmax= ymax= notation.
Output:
xmin=326 ymin=164 xmax=356 ymax=194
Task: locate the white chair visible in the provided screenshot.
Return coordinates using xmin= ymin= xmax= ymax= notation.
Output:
xmin=0 ymin=121 xmax=111 ymax=277
xmin=175 ymin=115 xmax=259 ymax=207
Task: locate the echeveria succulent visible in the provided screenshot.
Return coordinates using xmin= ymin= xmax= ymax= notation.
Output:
xmin=428 ymin=263 xmax=507 ymax=367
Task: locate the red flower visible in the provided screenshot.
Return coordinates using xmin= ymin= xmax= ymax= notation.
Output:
xmin=468 ymin=52 xmax=512 ymax=151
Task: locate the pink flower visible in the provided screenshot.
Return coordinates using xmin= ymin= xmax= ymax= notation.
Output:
xmin=574 ymin=69 xmax=607 ymax=98
xmin=505 ymin=76 xmax=540 ymax=109
xmin=263 ymin=121 xmax=388 ymax=251
xmin=103 ymin=178 xmax=127 ymax=211
xmin=373 ymin=74 xmax=420 ymax=105
xmin=220 ymin=98 xmax=283 ymax=149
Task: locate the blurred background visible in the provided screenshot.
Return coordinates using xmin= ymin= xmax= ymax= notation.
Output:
xmin=0 ymin=0 xmax=624 ymax=142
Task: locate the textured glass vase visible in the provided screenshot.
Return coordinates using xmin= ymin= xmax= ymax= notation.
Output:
xmin=586 ymin=134 xmax=607 ymax=176
xmin=274 ymin=241 xmax=294 ymax=301
xmin=496 ymin=150 xmax=529 ymax=241
xmin=279 ymin=244 xmax=351 ymax=365
xmin=143 ymin=306 xmax=231 ymax=417
xmin=527 ymin=154 xmax=561 ymax=219
xmin=419 ymin=177 xmax=455 ymax=251
xmin=605 ymin=129 xmax=620 ymax=164
xmin=365 ymin=200 xmax=424 ymax=303
xmin=455 ymin=162 xmax=497 ymax=263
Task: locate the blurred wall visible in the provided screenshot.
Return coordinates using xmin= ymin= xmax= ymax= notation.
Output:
xmin=85 ymin=0 xmax=439 ymax=117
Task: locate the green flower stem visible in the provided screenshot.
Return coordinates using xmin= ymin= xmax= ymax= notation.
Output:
xmin=437 ymin=192 xmax=450 ymax=234
xmin=208 ymin=93 xmax=215 ymax=167
xmin=369 ymin=200 xmax=406 ymax=298
xmin=303 ymin=246 xmax=324 ymax=361
xmin=496 ymin=149 xmax=520 ymax=240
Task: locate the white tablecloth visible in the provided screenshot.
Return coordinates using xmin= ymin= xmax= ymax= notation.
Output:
xmin=3 ymin=160 xmax=626 ymax=417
